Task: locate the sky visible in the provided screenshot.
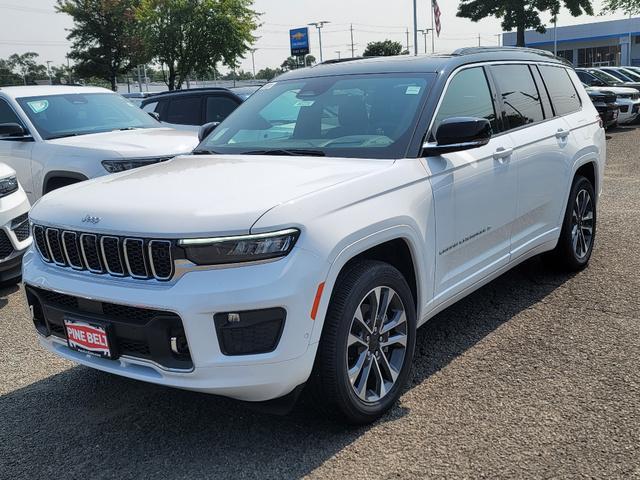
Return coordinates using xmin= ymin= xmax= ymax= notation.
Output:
xmin=0 ymin=0 xmax=631 ymax=75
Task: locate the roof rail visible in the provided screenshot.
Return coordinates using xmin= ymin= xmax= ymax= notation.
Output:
xmin=319 ymin=57 xmax=367 ymax=65
xmin=149 ymin=87 xmax=232 ymax=96
xmin=452 ymin=46 xmax=557 ymax=59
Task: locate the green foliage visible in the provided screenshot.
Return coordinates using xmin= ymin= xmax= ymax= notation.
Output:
xmin=601 ymin=0 xmax=640 ymax=14
xmin=362 ymin=40 xmax=405 ymax=57
xmin=57 ymin=0 xmax=147 ymax=91
xmin=457 ymin=0 xmax=593 ymax=47
xmin=137 ymin=0 xmax=259 ymax=90
xmin=0 ymin=52 xmax=73 ymax=86
xmin=255 ymin=67 xmax=283 ymax=80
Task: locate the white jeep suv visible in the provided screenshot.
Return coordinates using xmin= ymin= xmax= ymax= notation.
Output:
xmin=0 ymin=162 xmax=31 ymax=283
xmin=0 ymin=86 xmax=199 ymax=203
xmin=23 ymin=48 xmax=605 ymax=424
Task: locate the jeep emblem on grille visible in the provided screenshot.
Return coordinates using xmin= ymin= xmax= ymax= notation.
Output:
xmin=82 ymin=215 xmax=101 ymax=224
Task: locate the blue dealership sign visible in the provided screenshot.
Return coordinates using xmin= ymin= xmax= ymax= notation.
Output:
xmin=290 ymin=27 xmax=310 ymax=57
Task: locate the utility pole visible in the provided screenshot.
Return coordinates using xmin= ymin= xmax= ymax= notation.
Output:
xmin=46 ymin=60 xmax=52 ymax=85
xmin=137 ymin=65 xmax=143 ymax=92
xmin=250 ymin=48 xmax=258 ymax=78
xmin=553 ymin=14 xmax=558 ymax=56
xmin=335 ymin=50 xmax=341 ymax=59
xmin=350 ymin=24 xmax=356 ymax=58
xmin=309 ymin=21 xmax=330 ymax=62
xmin=430 ymin=0 xmax=435 ymax=53
xmin=413 ymin=0 xmax=418 ymax=56
xmin=478 ymin=33 xmax=481 ymax=47
xmin=406 ymin=27 xmax=410 ymax=53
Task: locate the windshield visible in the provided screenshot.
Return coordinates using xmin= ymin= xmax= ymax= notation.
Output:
xmin=602 ymin=69 xmax=633 ymax=82
xmin=589 ymin=69 xmax=622 ymax=85
xmin=196 ymin=74 xmax=434 ymax=159
xmin=620 ymin=68 xmax=640 ymax=81
xmin=16 ymin=92 xmax=160 ymax=140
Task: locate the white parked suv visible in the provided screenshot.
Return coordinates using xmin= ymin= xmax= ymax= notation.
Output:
xmin=0 ymin=162 xmax=31 ymax=283
xmin=23 ymin=48 xmax=605 ymax=424
xmin=585 ymin=85 xmax=640 ymax=124
xmin=0 ymin=86 xmax=199 ymax=203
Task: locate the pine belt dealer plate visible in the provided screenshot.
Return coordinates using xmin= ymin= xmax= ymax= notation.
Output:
xmin=64 ymin=318 xmax=112 ymax=359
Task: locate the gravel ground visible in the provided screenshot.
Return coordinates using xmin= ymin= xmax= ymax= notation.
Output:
xmin=1 ymin=126 xmax=639 ymax=479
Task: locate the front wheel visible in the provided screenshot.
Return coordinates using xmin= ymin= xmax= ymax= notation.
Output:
xmin=308 ymin=260 xmax=417 ymax=424
xmin=549 ymin=175 xmax=596 ymax=271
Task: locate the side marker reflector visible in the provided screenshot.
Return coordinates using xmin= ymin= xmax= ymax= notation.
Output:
xmin=310 ymin=282 xmax=325 ymax=320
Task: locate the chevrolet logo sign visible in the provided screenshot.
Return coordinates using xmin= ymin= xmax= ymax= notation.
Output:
xmin=291 ymin=32 xmax=305 ymax=40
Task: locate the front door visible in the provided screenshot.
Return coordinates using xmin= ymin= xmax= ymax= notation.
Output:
xmin=423 ymin=66 xmax=517 ymax=304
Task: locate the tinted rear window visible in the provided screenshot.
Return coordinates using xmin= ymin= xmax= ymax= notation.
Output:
xmin=539 ymin=66 xmax=581 ymax=116
xmin=166 ymin=96 xmax=201 ymax=125
xmin=491 ymin=64 xmax=544 ymax=130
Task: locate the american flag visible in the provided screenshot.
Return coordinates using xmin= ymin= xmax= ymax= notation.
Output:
xmin=432 ymin=0 xmax=442 ymax=37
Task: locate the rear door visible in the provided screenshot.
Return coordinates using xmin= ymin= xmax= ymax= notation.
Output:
xmin=425 ymin=65 xmax=517 ymax=302
xmin=488 ymin=63 xmax=573 ymax=258
xmin=161 ymin=95 xmax=203 ymax=131
xmin=204 ymin=94 xmax=241 ymax=124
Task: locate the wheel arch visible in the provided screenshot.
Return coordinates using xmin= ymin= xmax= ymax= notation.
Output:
xmin=43 ymin=170 xmax=88 ymax=195
xmin=309 ymin=225 xmax=427 ymax=345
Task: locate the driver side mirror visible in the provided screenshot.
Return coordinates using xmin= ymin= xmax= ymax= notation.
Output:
xmin=198 ymin=121 xmax=220 ymax=142
xmin=422 ymin=117 xmax=492 ymax=156
xmin=0 ymin=123 xmax=28 ymax=139
xmin=148 ymin=111 xmax=160 ymax=121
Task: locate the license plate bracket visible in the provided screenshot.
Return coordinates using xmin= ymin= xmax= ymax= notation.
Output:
xmin=63 ymin=317 xmax=115 ymax=359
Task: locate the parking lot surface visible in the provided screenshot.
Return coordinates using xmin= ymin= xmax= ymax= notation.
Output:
xmin=1 ymin=126 xmax=639 ymax=479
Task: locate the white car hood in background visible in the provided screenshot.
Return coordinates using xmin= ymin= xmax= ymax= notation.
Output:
xmin=30 ymin=154 xmax=394 ymax=237
xmin=47 ymin=128 xmax=199 ymax=157
xmin=586 ymin=86 xmax=639 ymax=96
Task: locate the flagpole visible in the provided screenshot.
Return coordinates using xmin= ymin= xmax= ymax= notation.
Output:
xmin=430 ymin=0 xmax=435 ymax=53
xmin=413 ymin=0 xmax=419 ymax=56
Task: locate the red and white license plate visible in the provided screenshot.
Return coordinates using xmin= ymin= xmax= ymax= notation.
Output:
xmin=64 ymin=319 xmax=112 ymax=358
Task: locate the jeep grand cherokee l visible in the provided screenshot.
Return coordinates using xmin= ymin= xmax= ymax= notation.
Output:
xmin=23 ymin=48 xmax=605 ymax=424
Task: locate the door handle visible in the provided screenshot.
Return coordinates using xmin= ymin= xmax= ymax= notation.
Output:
xmin=555 ymin=128 xmax=570 ymax=139
xmin=493 ymin=147 xmax=513 ymax=160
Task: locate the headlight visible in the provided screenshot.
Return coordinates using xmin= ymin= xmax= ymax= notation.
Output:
xmin=102 ymin=157 xmax=173 ymax=173
xmin=0 ymin=175 xmax=18 ymax=198
xmin=178 ymin=229 xmax=300 ymax=265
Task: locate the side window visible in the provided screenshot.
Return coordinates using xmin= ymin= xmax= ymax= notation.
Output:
xmin=142 ymin=101 xmax=158 ymax=113
xmin=165 ymin=96 xmax=202 ymax=125
xmin=205 ymin=96 xmax=240 ymax=123
xmin=491 ymin=64 xmax=545 ymax=130
xmin=433 ymin=67 xmax=498 ymax=134
xmin=0 ymin=99 xmax=22 ymax=125
xmin=538 ymin=66 xmax=581 ymax=116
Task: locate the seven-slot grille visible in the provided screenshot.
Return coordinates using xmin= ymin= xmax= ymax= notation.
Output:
xmin=33 ymin=225 xmax=174 ymax=281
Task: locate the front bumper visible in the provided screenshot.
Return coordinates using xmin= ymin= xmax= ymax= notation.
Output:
xmin=616 ymin=100 xmax=640 ymax=124
xmin=22 ymin=246 xmax=327 ymax=401
xmin=0 ymin=186 xmax=32 ymax=281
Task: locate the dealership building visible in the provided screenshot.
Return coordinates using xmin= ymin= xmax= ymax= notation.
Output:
xmin=502 ymin=17 xmax=640 ymax=67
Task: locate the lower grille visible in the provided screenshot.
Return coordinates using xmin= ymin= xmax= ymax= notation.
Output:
xmin=11 ymin=213 xmax=30 ymax=242
xmin=0 ymin=231 xmax=13 ymax=259
xmin=26 ymin=286 xmax=192 ymax=370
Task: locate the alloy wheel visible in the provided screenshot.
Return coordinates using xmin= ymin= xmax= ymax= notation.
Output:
xmin=571 ymin=188 xmax=594 ymax=259
xmin=346 ymin=286 xmax=408 ymax=403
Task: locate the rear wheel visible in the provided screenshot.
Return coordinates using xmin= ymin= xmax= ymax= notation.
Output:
xmin=308 ymin=260 xmax=416 ymax=424
xmin=549 ymin=175 xmax=596 ymax=271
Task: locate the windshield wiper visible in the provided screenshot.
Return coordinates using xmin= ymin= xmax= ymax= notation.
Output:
xmin=192 ymin=149 xmax=223 ymax=155
xmin=47 ymin=132 xmax=84 ymax=140
xmin=243 ymin=149 xmax=325 ymax=157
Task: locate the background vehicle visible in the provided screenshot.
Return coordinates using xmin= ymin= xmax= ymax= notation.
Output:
xmin=577 ymin=68 xmax=640 ymax=91
xmin=586 ymin=89 xmax=619 ymax=129
xmin=121 ymin=92 xmax=155 ymax=108
xmin=0 ymin=162 xmax=30 ymax=283
xmin=140 ymin=87 xmax=252 ymax=131
xmin=0 ymin=86 xmax=199 ymax=203
xmin=586 ymin=85 xmax=638 ymax=124
xmin=600 ymin=66 xmax=640 ymax=84
xmin=23 ymin=48 xmax=605 ymax=424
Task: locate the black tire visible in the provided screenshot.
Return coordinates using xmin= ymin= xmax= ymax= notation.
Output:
xmin=549 ymin=175 xmax=596 ymax=272
xmin=308 ymin=260 xmax=417 ymax=425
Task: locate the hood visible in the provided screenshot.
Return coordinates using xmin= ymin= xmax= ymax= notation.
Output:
xmin=30 ymin=154 xmax=394 ymax=237
xmin=587 ymin=86 xmax=638 ymax=95
xmin=47 ymin=128 xmax=199 ymax=158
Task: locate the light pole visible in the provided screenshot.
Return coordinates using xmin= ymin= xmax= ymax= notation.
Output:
xmin=309 ymin=21 xmax=330 ymax=62
xmin=418 ymin=29 xmax=433 ymax=54
xmin=335 ymin=50 xmax=341 ymax=60
xmin=413 ymin=0 xmax=418 ymax=56
xmin=250 ymin=48 xmax=258 ymax=78
xmin=46 ymin=60 xmax=52 ymax=85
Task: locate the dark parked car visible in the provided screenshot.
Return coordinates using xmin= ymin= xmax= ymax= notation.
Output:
xmin=140 ymin=88 xmax=249 ymax=131
xmin=587 ymin=89 xmax=619 ymax=129
xmin=577 ymin=68 xmax=640 ymax=92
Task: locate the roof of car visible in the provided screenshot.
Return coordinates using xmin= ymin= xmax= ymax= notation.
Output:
xmin=0 ymin=85 xmax=112 ymax=99
xmin=276 ymin=47 xmax=567 ymax=81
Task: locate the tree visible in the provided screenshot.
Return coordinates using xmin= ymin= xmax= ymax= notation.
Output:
xmin=255 ymin=66 xmax=282 ymax=80
xmin=7 ymin=52 xmax=47 ymax=84
xmin=0 ymin=58 xmax=22 ymax=86
xmin=137 ymin=0 xmax=259 ymax=90
xmin=457 ymin=0 xmax=593 ymax=47
xmin=57 ymin=0 xmax=146 ymax=91
xmin=602 ymin=0 xmax=640 ymax=14
xmin=362 ymin=40 xmax=404 ymax=57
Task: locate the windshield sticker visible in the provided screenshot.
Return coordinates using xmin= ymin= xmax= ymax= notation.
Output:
xmin=405 ymin=86 xmax=421 ymax=95
xmin=294 ymin=100 xmax=315 ymax=107
xmin=262 ymin=82 xmax=276 ymax=90
xmin=27 ymin=100 xmax=49 ymax=113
